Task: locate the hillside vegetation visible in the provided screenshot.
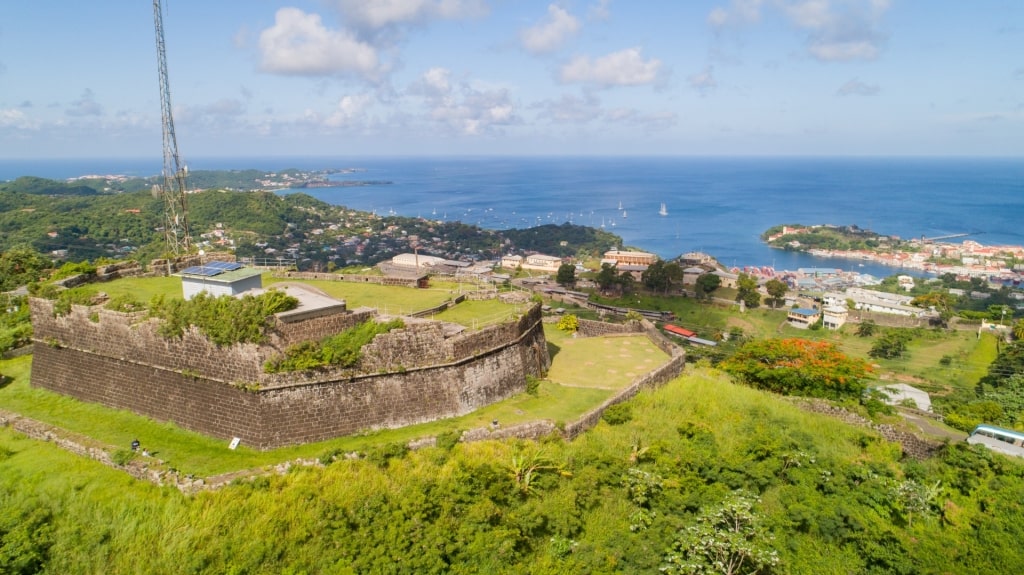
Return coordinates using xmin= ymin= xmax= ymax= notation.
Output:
xmin=2 ymin=369 xmax=1023 ymax=573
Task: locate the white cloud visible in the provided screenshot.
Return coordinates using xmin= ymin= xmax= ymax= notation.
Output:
xmin=521 ymin=5 xmax=580 ymax=54
xmin=789 ymin=0 xmax=890 ymax=62
xmin=333 ymin=0 xmax=488 ymax=30
xmin=708 ymin=0 xmax=764 ymax=27
xmin=258 ymin=8 xmax=380 ymax=78
xmin=325 ymin=93 xmax=374 ymax=127
xmin=688 ymin=66 xmax=717 ymax=95
xmin=559 ymin=48 xmax=663 ymax=87
xmin=588 ymin=0 xmax=612 ymax=21
xmin=708 ymin=0 xmax=889 ymax=62
xmin=409 ymin=67 xmax=518 ymax=135
xmin=66 ymin=89 xmax=103 ymax=117
xmin=533 ymin=94 xmax=604 ymax=124
xmin=0 ymin=108 xmax=37 ymax=130
xmin=836 ymin=78 xmax=879 ymax=96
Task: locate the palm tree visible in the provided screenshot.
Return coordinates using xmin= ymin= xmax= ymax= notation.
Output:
xmin=1014 ymin=318 xmax=1024 ymax=341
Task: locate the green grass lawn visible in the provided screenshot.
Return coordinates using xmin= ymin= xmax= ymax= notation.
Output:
xmin=431 ymin=299 xmax=523 ymax=329
xmin=63 ymin=273 xmax=470 ymax=317
xmin=263 ymin=276 xmax=458 ymax=315
xmin=545 ymin=326 xmax=668 ymax=390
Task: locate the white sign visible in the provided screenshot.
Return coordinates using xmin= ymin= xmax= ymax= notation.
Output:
xmin=229 ymin=437 xmax=241 ymax=450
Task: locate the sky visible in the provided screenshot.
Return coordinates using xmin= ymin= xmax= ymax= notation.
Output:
xmin=0 ymin=0 xmax=1021 ymax=158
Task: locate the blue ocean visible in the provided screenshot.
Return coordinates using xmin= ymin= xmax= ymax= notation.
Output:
xmin=2 ymin=156 xmax=1021 ymax=277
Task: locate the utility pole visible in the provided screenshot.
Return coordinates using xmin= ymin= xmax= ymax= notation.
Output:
xmin=153 ymin=0 xmax=191 ymax=255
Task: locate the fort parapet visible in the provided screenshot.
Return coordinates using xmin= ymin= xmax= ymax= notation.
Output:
xmin=29 ymin=298 xmax=549 ymax=449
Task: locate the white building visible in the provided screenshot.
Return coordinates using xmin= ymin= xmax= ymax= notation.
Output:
xmin=824 ymin=288 xmax=925 ymax=318
xmin=523 ymin=254 xmax=564 ymax=272
xmin=392 ymin=253 xmax=445 ymax=269
xmin=180 ymin=263 xmax=263 ymax=300
xmin=822 ymin=305 xmax=848 ymax=330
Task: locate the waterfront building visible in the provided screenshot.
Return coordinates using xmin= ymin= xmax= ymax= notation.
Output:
xmin=603 ymin=249 xmax=657 ymax=267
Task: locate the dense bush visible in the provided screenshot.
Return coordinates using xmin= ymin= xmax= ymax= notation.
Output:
xmin=264 ymin=318 xmax=404 ymax=372
xmin=149 ymin=290 xmax=298 ymax=346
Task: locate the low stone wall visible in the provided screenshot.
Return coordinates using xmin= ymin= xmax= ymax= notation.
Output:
xmin=274 ymin=271 xmax=423 ymax=288
xmin=576 ymin=318 xmax=642 ymax=338
xmin=1 ymin=344 xmax=33 ymax=360
xmin=789 ymin=398 xmax=944 ymax=460
xmin=562 ymin=353 xmax=686 ymax=440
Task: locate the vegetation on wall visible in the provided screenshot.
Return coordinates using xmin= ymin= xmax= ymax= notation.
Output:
xmin=264 ymin=318 xmax=405 ymax=373
xmin=148 ymin=290 xmax=298 ymax=347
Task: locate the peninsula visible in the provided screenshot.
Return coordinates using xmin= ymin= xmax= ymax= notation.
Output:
xmin=763 ymin=224 xmax=1024 ymax=279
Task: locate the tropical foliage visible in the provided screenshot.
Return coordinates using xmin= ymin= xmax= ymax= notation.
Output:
xmin=720 ymin=338 xmax=872 ymax=399
xmin=3 ymin=373 xmax=1024 ymax=574
xmin=148 ymin=290 xmax=298 ymax=346
xmin=264 ymin=318 xmax=405 ymax=372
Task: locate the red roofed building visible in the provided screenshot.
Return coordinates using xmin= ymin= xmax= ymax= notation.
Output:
xmin=664 ymin=324 xmax=696 ymax=338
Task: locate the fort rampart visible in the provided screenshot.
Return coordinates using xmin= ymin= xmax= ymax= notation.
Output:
xmin=29 ymin=299 xmax=549 ymax=450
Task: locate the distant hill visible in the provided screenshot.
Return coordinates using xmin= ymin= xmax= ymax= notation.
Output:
xmin=0 ymin=176 xmax=99 ymax=196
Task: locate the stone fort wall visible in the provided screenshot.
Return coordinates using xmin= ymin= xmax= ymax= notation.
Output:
xmin=29 ymin=300 xmax=549 ymax=449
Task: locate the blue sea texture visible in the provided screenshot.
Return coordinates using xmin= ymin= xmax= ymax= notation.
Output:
xmin=3 ymin=156 xmax=1021 ymax=277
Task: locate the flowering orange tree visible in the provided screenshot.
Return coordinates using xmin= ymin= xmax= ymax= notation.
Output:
xmin=720 ymin=338 xmax=872 ymax=400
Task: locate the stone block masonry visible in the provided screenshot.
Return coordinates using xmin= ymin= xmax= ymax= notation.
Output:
xmin=29 ymin=299 xmax=549 ymax=450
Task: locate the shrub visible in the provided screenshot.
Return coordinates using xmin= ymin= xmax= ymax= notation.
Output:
xmin=264 ymin=318 xmax=405 ymax=373
xmin=525 ymin=375 xmax=541 ymax=396
xmin=602 ymin=403 xmax=633 ymax=425
xmin=365 ymin=442 xmax=409 ymax=468
xmin=434 ymin=430 xmax=462 ymax=452
xmin=149 ymin=290 xmax=299 ymax=346
xmin=557 ymin=313 xmax=579 ymax=333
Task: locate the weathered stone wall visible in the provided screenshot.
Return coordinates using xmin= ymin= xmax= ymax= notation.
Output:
xmin=576 ymin=318 xmax=642 ymax=338
xmin=29 ymin=298 xmax=550 ymax=449
xmin=789 ymin=398 xmax=943 ymax=460
xmin=30 ymin=299 xmax=271 ymax=383
xmin=274 ymin=271 xmax=423 ymax=288
xmin=272 ymin=308 xmax=375 ymax=347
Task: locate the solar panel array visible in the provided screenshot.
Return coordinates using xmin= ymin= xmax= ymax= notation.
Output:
xmin=181 ymin=261 xmax=244 ymax=277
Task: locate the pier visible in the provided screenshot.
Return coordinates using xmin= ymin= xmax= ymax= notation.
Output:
xmin=921 ymin=232 xmax=981 ymax=242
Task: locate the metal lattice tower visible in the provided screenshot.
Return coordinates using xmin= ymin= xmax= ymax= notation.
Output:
xmin=153 ymin=0 xmax=191 ymax=255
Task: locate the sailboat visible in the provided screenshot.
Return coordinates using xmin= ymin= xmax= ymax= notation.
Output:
xmin=622 ymin=210 xmax=627 ymax=218
xmin=659 ymin=202 xmax=668 ymax=216
xmin=618 ymin=201 xmax=623 ymax=210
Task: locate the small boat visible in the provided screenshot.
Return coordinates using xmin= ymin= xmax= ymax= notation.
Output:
xmin=622 ymin=210 xmax=627 ymax=218
xmin=618 ymin=201 xmax=623 ymax=210
xmin=659 ymin=202 xmax=668 ymax=216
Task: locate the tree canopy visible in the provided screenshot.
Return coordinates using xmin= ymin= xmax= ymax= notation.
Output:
xmin=720 ymin=338 xmax=872 ymax=399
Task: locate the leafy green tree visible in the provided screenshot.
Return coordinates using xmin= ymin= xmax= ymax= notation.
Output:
xmin=641 ymin=260 xmax=669 ymax=293
xmin=618 ymin=271 xmax=635 ymax=295
xmin=856 ymin=320 xmax=878 ymax=337
xmin=764 ymin=279 xmax=788 ymax=309
xmin=868 ymin=329 xmax=912 ymax=360
xmin=721 ymin=338 xmax=872 ymax=399
xmin=735 ymin=273 xmax=761 ymax=308
xmin=695 ymin=273 xmax=721 ymax=301
xmin=1015 ymin=319 xmax=1024 ymax=341
xmin=662 ymin=491 xmax=780 ymax=575
xmin=596 ymin=262 xmax=618 ymax=291
xmin=556 ymin=263 xmax=576 ymax=287
xmin=0 ymin=247 xmax=52 ymax=291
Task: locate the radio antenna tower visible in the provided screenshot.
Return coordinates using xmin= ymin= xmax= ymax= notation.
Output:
xmin=152 ymin=0 xmax=191 ymax=255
